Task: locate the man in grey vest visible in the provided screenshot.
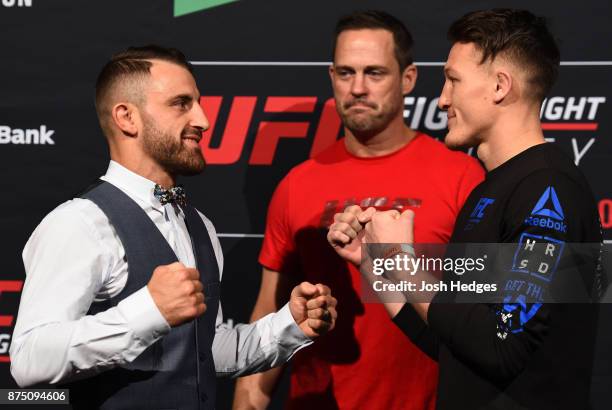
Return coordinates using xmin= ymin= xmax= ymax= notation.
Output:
xmin=9 ymin=45 xmax=338 ymax=410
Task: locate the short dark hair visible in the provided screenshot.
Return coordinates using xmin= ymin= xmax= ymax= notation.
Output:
xmin=448 ymin=9 xmax=560 ymax=102
xmin=332 ymin=10 xmax=414 ymax=72
xmin=95 ymin=45 xmax=193 ymax=113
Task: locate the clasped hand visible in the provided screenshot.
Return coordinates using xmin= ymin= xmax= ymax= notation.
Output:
xmin=326 ymin=205 xmax=415 ymax=266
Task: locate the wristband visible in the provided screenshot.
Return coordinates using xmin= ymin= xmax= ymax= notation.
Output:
xmin=381 ymin=244 xmax=415 ymax=259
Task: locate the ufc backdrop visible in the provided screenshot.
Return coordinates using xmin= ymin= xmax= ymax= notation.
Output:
xmin=1 ymin=0 xmax=611 ymax=408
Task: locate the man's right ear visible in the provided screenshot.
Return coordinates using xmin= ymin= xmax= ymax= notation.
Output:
xmin=111 ymin=102 xmax=139 ymax=137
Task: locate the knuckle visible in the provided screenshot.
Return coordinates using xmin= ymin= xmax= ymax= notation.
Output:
xmin=186 ymin=306 xmax=198 ymax=318
xmin=346 ymin=215 xmax=358 ymax=225
xmin=153 ymin=265 xmax=167 ymax=276
xmin=182 ymin=282 xmax=195 ymax=294
xmin=310 ymin=319 xmax=322 ymax=328
xmin=337 ymin=213 xmax=352 ymax=223
xmin=177 ymin=270 xmax=189 ymax=281
xmin=345 ymin=205 xmax=360 ymax=213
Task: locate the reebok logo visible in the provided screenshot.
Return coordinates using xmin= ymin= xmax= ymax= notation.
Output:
xmin=0 ymin=125 xmax=55 ymax=145
xmin=524 ymin=186 xmax=567 ymax=233
xmin=530 ymin=186 xmax=564 ymax=220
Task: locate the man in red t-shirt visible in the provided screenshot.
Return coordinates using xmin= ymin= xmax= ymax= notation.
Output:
xmin=233 ymin=10 xmax=484 ymax=410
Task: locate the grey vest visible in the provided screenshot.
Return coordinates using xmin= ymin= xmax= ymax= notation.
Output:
xmin=66 ymin=181 xmax=219 ymax=410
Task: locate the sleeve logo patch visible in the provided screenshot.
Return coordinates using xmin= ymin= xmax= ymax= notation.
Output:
xmin=524 ymin=186 xmax=567 ymax=233
xmin=496 ymin=297 xmax=543 ymax=339
xmin=511 ymin=233 xmax=565 ymax=282
xmin=464 ymin=197 xmax=495 ymax=231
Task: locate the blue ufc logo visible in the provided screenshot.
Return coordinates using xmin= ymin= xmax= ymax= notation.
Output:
xmin=470 ymin=197 xmax=495 ymax=219
xmin=465 ymin=197 xmax=495 ymax=231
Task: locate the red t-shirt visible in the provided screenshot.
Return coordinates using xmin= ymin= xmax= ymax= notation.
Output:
xmin=260 ymin=133 xmax=484 ymax=410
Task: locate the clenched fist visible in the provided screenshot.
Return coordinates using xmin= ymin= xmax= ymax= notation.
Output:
xmin=364 ymin=208 xmax=415 ymax=245
xmin=289 ymin=282 xmax=338 ymax=339
xmin=327 ymin=205 xmax=376 ymax=266
xmin=147 ymin=262 xmax=206 ymax=327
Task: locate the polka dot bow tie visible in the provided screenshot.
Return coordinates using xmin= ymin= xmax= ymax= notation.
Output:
xmin=154 ymin=184 xmax=187 ymax=207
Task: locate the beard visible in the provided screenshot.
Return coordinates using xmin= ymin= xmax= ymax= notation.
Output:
xmin=337 ymin=94 xmax=402 ymax=138
xmin=141 ymin=117 xmax=206 ymax=177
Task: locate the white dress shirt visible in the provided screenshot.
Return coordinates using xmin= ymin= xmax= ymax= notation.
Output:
xmin=10 ymin=161 xmax=311 ymax=387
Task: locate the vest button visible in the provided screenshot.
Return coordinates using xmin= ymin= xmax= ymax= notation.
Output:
xmin=200 ymin=392 xmax=208 ymax=402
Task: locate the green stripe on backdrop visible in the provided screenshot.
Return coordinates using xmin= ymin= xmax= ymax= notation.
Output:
xmin=174 ymin=0 xmax=239 ymax=17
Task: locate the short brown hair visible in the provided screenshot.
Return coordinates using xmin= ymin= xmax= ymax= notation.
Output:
xmin=332 ymin=10 xmax=414 ymax=72
xmin=95 ymin=45 xmax=193 ymax=133
xmin=448 ymin=9 xmax=560 ymax=102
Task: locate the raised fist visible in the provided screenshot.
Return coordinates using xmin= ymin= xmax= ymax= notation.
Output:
xmin=289 ymin=282 xmax=337 ymax=339
xmin=147 ymin=262 xmax=206 ymax=327
xmin=327 ymin=205 xmax=376 ymax=266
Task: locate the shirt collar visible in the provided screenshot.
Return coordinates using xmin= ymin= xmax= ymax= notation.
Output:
xmin=100 ymin=161 xmax=164 ymax=212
